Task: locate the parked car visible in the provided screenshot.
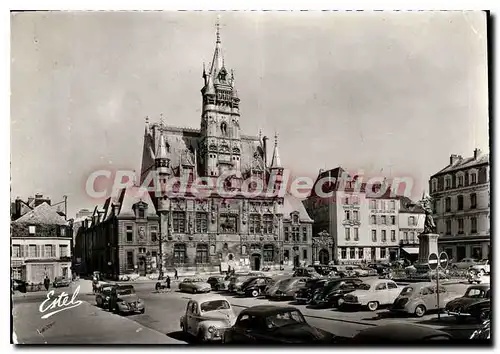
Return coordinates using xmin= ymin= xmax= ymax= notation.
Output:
xmin=390 ymin=282 xmax=459 ymax=317
xmin=180 ymin=294 xmax=236 ymax=342
xmin=470 ymin=319 xmax=491 ymax=340
xmin=368 ymin=263 xmax=391 ymax=276
xmin=350 ymin=323 xmax=453 ymax=343
xmin=312 ymin=265 xmax=332 ymax=276
xmin=207 ymin=275 xmax=227 ymax=291
xmin=95 ymin=284 xmax=116 ymax=308
xmin=267 ymin=277 xmax=308 ymax=300
xmin=53 ymin=276 xmax=71 ymax=288
xmin=263 ymin=276 xmax=289 ymax=296
xmin=12 ymin=279 xmax=27 ymax=293
xmin=223 ymin=305 xmax=337 ymax=344
xmin=342 ymin=278 xmax=401 ymax=311
xmin=445 ymin=284 xmax=490 ymax=322
xmin=330 ymin=265 xmax=357 ymax=278
xmin=238 ymin=276 xmax=273 ymax=297
xmin=292 ymin=267 xmax=321 ymax=278
xmin=352 ymin=265 xmax=378 ymax=277
xmin=228 ymin=274 xmax=253 ymax=293
xmin=309 ymin=278 xmax=363 ymax=308
xmin=469 ymin=259 xmax=490 ymax=275
xmin=294 ymin=278 xmax=329 ymax=304
xmin=468 ymin=272 xmax=490 ymax=285
xmin=108 ymin=285 xmax=145 ymax=314
xmin=451 ymin=258 xmax=478 ymax=269
xmin=179 ymin=278 xmax=211 ymax=293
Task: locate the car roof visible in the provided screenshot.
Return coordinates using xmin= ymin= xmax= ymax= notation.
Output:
xmin=240 ymin=305 xmax=301 ymax=316
xmin=468 ymin=284 xmax=490 ymax=290
xmin=116 ymin=285 xmax=134 ymax=289
xmin=352 ymin=323 xmax=451 ymax=341
xmin=191 ymin=294 xmax=229 ymax=303
xmin=362 ymin=278 xmax=395 ymax=286
xmin=403 ymin=282 xmax=434 ymax=289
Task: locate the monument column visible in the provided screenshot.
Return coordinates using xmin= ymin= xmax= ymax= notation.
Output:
xmin=417 ymin=233 xmax=439 ymax=264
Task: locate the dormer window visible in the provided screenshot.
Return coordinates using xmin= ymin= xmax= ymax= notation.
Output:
xmin=431 ymin=178 xmax=438 ymax=193
xmin=444 ymin=175 xmax=452 ymax=189
xmin=469 ymin=169 xmax=478 ymax=185
xmin=132 ymin=201 xmax=148 ymax=219
xmin=456 ymin=171 xmax=465 ymax=188
xmin=138 ymin=209 xmax=145 ymax=218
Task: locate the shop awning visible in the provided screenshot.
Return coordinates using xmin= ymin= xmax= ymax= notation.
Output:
xmin=401 ymin=247 xmax=419 ymax=254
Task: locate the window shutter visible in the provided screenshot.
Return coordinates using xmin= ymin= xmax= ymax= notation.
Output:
xmin=41 ymin=245 xmax=45 ymax=258
xmin=20 ymin=245 xmax=24 ymax=258
xmin=24 ymin=245 xmax=29 ymax=258
xmin=36 ymin=245 xmax=41 ymax=258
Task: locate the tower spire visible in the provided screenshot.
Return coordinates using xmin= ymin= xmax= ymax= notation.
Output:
xmin=216 ymin=16 xmax=221 ymax=44
xmin=144 ymin=116 xmax=149 ymax=136
xmin=270 ymin=132 xmax=282 ymax=169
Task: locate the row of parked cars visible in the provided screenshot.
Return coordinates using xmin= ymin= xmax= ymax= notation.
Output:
xmin=178 ymin=281 xmax=491 ymax=344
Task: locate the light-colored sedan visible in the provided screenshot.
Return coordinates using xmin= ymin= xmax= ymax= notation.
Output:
xmin=451 ymin=258 xmax=479 ymax=270
xmin=178 ymin=278 xmax=211 ymax=293
xmin=180 ymin=294 xmax=236 ymax=342
xmin=390 ymin=282 xmax=459 ymax=317
xmin=342 ymin=278 xmax=401 ymax=311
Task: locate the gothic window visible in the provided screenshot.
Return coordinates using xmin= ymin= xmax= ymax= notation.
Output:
xmin=195 ymin=212 xmax=208 ymax=233
xmin=302 ymin=227 xmax=307 ymax=242
xmin=249 ymin=214 xmax=260 ymax=234
xmin=219 ymin=214 xmax=237 ymax=233
xmin=263 ymin=244 xmax=274 ymax=262
xmin=284 ymin=227 xmax=289 ymax=242
xmin=196 ymin=244 xmax=209 ymax=264
xmin=210 ymin=244 xmax=216 ymax=255
xmin=241 ymin=245 xmax=247 ymax=255
xmin=263 ymin=214 xmax=273 ymax=234
xmin=173 ymin=244 xmax=186 ymax=264
xmin=292 ymin=227 xmax=300 ymax=242
xmin=173 ymin=211 xmax=186 ymax=233
xmin=221 ymin=122 xmax=227 ymax=135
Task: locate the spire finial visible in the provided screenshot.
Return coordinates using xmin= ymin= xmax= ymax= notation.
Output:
xmin=216 ymin=16 xmax=221 ymax=43
xmin=259 ymin=128 xmax=262 ymax=141
xmin=145 ymin=116 xmax=149 ymax=124
xmin=274 ymin=131 xmax=278 ymax=146
xmin=160 ymin=113 xmax=164 ymax=129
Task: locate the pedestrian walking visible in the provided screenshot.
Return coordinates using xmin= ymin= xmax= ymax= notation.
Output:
xmin=166 ymin=275 xmax=171 ymax=290
xmin=92 ymin=274 xmax=99 ymax=294
xmin=43 ymin=275 xmax=50 ymax=291
xmin=174 ymin=268 xmax=178 ymax=280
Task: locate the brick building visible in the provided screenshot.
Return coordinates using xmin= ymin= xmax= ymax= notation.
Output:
xmin=73 ymin=187 xmax=159 ymax=278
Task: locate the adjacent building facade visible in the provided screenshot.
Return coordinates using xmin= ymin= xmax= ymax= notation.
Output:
xmin=11 ymin=202 xmax=72 ymax=283
xmin=73 ymin=188 xmax=160 ymax=278
xmin=397 ymin=196 xmax=425 ymax=261
xmin=305 ymin=167 xmax=403 ymax=264
xmin=430 ymin=149 xmax=490 ymax=261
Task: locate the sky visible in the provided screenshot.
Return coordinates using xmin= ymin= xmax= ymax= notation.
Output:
xmin=10 ymin=11 xmax=489 ymax=218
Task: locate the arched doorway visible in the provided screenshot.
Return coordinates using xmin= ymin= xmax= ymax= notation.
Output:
xmin=318 ymin=249 xmax=329 ymax=265
xmin=251 ymin=254 xmax=261 ymax=271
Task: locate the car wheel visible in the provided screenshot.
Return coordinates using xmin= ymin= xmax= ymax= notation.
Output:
xmin=336 ymin=298 xmax=345 ymax=308
xmin=367 ymin=301 xmax=379 ymax=311
xmin=197 ymin=330 xmax=206 ymax=343
xmin=140 ymin=308 xmax=145 ymax=314
xmin=414 ymin=305 xmax=426 ymax=317
xmin=251 ymin=290 xmax=259 ymax=297
xmin=478 ymin=309 xmax=490 ymax=322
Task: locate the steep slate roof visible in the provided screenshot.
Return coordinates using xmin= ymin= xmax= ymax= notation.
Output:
xmin=282 ymin=194 xmax=313 ymax=222
xmin=398 ymin=196 xmax=425 ymax=214
xmin=116 ymin=186 xmax=158 ymax=218
xmin=14 ymin=202 xmax=68 ymax=226
xmin=433 ymin=153 xmax=489 ymax=176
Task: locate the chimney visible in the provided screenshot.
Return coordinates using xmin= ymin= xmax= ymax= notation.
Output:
xmin=35 ymin=193 xmax=43 ymax=199
xmin=474 ymin=148 xmax=482 ymax=159
xmin=450 ymin=154 xmax=460 ymax=165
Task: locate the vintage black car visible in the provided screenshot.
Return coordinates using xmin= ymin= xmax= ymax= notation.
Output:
xmin=12 ymin=279 xmax=27 ymax=293
xmin=350 ymin=323 xmax=453 ymax=343
xmin=309 ymin=278 xmax=363 ymax=308
xmin=223 ymin=305 xmax=337 ymax=344
xmin=238 ymin=276 xmax=273 ymax=297
xmin=294 ymin=278 xmax=328 ymax=304
xmin=53 ymin=276 xmax=71 ymax=288
xmin=207 ymin=275 xmax=227 ymax=291
xmin=445 ymin=284 xmax=490 ymax=322
xmin=292 ymin=267 xmax=322 ymax=278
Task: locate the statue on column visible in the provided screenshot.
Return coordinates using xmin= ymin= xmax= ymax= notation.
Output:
xmin=418 ymin=194 xmax=436 ymax=234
